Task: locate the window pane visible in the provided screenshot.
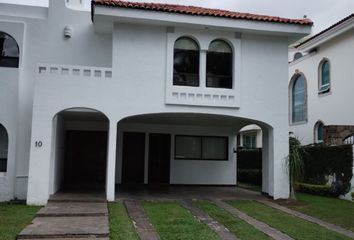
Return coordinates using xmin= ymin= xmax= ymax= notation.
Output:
xmin=321 ymin=61 xmax=330 ymax=87
xmin=202 ymin=137 xmax=228 ymax=160
xmin=173 ymin=37 xmax=199 ymax=87
xmin=175 ymin=136 xmax=201 ymax=159
xmin=292 ymin=75 xmax=306 ymax=122
xmin=206 ymin=40 xmax=232 ymax=89
xmin=317 ymin=123 xmax=323 ymax=141
xmin=243 ymin=134 xmax=256 ymax=149
xmin=0 ymin=125 xmax=8 ymax=172
xmin=0 ymin=32 xmax=19 ymax=68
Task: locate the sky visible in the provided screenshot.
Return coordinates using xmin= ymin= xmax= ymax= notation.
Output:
xmin=0 ymin=0 xmax=353 ymax=34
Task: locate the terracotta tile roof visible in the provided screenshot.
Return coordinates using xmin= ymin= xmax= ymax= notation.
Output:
xmin=92 ymin=0 xmax=313 ymax=26
xmin=296 ymin=13 xmax=354 ymax=48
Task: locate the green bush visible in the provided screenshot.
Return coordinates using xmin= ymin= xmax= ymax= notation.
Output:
xmin=296 ymin=183 xmax=335 ymax=197
xmin=237 ymin=169 xmax=262 ymax=186
xmin=351 ymin=192 xmax=354 ymax=200
xmin=300 ymin=144 xmax=353 ymax=195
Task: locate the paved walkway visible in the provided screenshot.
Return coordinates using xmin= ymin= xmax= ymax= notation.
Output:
xmin=17 ymin=193 xmax=109 ymax=240
xmin=212 ymin=199 xmax=294 ymax=240
xmin=179 ymin=199 xmax=238 ymax=240
xmin=259 ymin=199 xmax=354 ymax=239
xmin=116 ymin=185 xmax=265 ymax=200
xmin=124 ymin=200 xmax=160 ymax=240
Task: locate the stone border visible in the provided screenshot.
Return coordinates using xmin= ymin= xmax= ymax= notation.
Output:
xmin=179 ymin=199 xmax=238 ymax=240
xmin=124 ymin=200 xmax=160 ymax=240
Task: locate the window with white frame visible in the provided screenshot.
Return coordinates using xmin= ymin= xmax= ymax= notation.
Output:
xmin=242 ymin=133 xmax=257 ymax=149
xmin=314 ymin=121 xmax=324 ymax=143
xmin=291 ymin=74 xmax=307 ymax=123
xmin=173 ymin=37 xmax=200 ymax=87
xmin=0 ymin=124 xmax=8 ymax=172
xmin=206 ymin=40 xmax=233 ymax=89
xmin=0 ymin=32 xmax=19 ymax=68
xmin=319 ymin=59 xmax=330 ymax=93
xmin=175 ymin=135 xmax=228 ymax=160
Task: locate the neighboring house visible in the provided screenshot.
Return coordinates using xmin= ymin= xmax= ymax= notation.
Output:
xmin=289 ymin=14 xmax=354 ymax=145
xmin=238 ymin=125 xmax=262 ymax=149
xmin=0 ymin=0 xmax=311 ymax=205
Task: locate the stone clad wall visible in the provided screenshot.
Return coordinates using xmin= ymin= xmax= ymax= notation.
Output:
xmin=324 ymin=125 xmax=354 ymax=145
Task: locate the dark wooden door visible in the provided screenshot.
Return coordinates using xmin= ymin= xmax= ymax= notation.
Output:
xmin=64 ymin=131 xmax=107 ymax=187
xmin=122 ymin=132 xmax=145 ymax=184
xmin=148 ymin=133 xmax=171 ymax=184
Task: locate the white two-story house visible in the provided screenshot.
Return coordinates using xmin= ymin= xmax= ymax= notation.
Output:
xmin=289 ymin=14 xmax=354 ymax=145
xmin=0 ymin=0 xmax=311 ymax=205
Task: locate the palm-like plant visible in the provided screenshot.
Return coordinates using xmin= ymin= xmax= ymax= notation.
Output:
xmin=288 ymin=137 xmax=304 ymax=200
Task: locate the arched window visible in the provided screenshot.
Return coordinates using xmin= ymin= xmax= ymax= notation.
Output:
xmin=314 ymin=121 xmax=324 ymax=143
xmin=206 ymin=40 xmax=232 ymax=89
xmin=291 ymin=74 xmax=307 ymax=123
xmin=319 ymin=59 xmax=330 ymax=93
xmin=0 ymin=124 xmax=8 ymax=172
xmin=173 ymin=37 xmax=199 ymax=87
xmin=0 ymin=32 xmax=19 ymax=68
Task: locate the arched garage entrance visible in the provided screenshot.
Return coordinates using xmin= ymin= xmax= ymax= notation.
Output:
xmin=115 ymin=113 xmax=282 ymax=198
xmin=50 ymin=108 xmax=109 ymax=194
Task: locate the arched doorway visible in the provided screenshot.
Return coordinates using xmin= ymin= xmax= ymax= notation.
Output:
xmin=237 ymin=124 xmax=263 ymax=190
xmin=0 ymin=124 xmax=8 ymax=172
xmin=51 ymin=108 xmax=109 ymax=193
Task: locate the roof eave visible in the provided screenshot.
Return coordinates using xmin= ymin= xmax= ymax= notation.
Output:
xmin=297 ymin=14 xmax=354 ymax=51
xmin=93 ymin=5 xmax=312 ymax=38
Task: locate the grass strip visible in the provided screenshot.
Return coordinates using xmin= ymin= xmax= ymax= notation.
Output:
xmin=0 ymin=203 xmax=40 ymax=240
xmin=288 ymin=193 xmax=354 ymax=232
xmin=108 ymin=202 xmax=139 ymax=240
xmin=195 ymin=200 xmax=270 ymax=240
xmin=227 ymin=200 xmax=351 ymax=240
xmin=142 ymin=201 xmax=220 ymax=240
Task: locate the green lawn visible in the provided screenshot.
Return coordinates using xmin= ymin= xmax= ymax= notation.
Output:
xmin=142 ymin=201 xmax=220 ymax=240
xmin=195 ymin=200 xmax=270 ymax=240
xmin=0 ymin=203 xmax=40 ymax=240
xmin=108 ymin=202 xmax=138 ymax=240
xmin=288 ymin=193 xmax=354 ymax=232
xmin=227 ymin=200 xmax=351 ymax=240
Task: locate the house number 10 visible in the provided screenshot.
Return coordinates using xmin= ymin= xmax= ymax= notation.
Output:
xmin=35 ymin=141 xmax=43 ymax=148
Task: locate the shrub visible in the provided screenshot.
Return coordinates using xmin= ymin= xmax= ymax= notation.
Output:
xmin=300 ymin=144 xmax=353 ymax=195
xmin=296 ymin=183 xmax=339 ymax=197
xmin=351 ymin=192 xmax=354 ymax=200
xmin=237 ymin=169 xmax=262 ymax=186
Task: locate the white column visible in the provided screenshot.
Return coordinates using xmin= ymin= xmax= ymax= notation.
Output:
xmin=106 ymin=121 xmax=117 ymax=201
xmin=200 ymin=49 xmax=207 ymax=89
xmin=272 ymin=128 xmax=290 ymax=199
xmin=27 ymin=113 xmax=52 ymax=205
xmin=261 ymin=127 xmax=270 ymax=194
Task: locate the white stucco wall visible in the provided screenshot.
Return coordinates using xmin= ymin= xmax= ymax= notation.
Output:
xmin=117 ymin=123 xmax=237 ymax=185
xmin=0 ymin=0 xmax=311 ymax=204
xmin=289 ymin=30 xmax=354 ymax=145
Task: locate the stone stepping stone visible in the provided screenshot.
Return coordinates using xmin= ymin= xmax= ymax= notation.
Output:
xmin=258 ymin=200 xmax=354 ymax=239
xmin=212 ymin=199 xmax=293 ymax=240
xmin=17 ymin=216 xmax=109 ymax=239
xmin=37 ymin=202 xmax=108 ymax=217
xmin=179 ymin=199 xmax=238 ymax=240
xmin=124 ymin=200 xmax=160 ymax=240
